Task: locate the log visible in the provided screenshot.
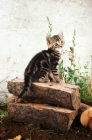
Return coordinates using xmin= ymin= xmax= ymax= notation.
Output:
xmin=77 ymin=103 xmax=92 ymax=130
xmin=79 ymin=103 xmax=91 ymax=115
xmin=7 ymin=78 xmax=80 ymax=110
xmin=7 ymin=96 xmax=77 ymax=133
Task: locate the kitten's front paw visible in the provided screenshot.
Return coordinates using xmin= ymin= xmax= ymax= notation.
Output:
xmin=59 ymin=74 xmax=65 ymax=83
xmin=38 ymin=78 xmax=50 ymax=83
xmin=56 ymin=79 xmax=65 ymax=84
xmin=55 ymin=77 xmax=62 ymax=84
xmin=58 ymin=80 xmax=62 ymax=84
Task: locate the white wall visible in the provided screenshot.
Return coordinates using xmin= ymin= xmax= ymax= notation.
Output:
xmin=0 ymin=0 xmax=92 ymax=95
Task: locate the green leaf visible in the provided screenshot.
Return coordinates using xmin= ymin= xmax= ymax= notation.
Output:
xmin=70 ymin=47 xmax=74 ymax=53
xmin=74 ymin=77 xmax=77 ymax=84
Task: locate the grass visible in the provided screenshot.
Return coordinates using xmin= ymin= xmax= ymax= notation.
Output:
xmin=0 ymin=103 xmax=8 ymax=124
xmin=0 ymin=77 xmax=9 ymax=124
xmin=40 ymin=129 xmax=55 ymax=134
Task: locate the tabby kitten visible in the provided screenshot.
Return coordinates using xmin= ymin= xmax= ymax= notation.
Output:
xmin=18 ymin=31 xmax=65 ymax=98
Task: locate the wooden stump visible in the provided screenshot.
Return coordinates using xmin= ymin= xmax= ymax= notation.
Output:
xmin=7 ymin=96 xmax=77 ymax=133
xmin=7 ymin=78 xmax=80 ymax=110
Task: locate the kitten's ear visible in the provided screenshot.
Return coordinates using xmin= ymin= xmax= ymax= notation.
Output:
xmin=58 ymin=30 xmax=63 ymax=39
xmin=46 ymin=36 xmax=52 ymax=45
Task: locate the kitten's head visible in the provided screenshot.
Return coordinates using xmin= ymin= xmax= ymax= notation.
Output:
xmin=46 ymin=31 xmax=65 ymax=49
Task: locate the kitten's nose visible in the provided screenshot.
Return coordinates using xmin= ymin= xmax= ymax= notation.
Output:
xmin=60 ymin=46 xmax=63 ymax=48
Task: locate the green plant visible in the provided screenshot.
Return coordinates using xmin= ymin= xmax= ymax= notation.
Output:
xmin=0 ymin=78 xmax=9 ymax=124
xmin=0 ymin=106 xmax=8 ymax=124
xmin=46 ymin=16 xmax=52 ymax=36
xmin=0 ymin=77 xmax=9 ymax=104
xmin=0 ymin=94 xmax=8 ymax=125
xmin=29 ymin=124 xmax=33 ymax=140
xmin=58 ymin=30 xmax=92 ymax=102
xmin=40 ymin=129 xmax=55 ymax=134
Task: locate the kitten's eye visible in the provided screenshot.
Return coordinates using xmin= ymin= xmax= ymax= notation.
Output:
xmin=61 ymin=41 xmax=63 ymax=43
xmin=55 ymin=43 xmax=58 ymax=46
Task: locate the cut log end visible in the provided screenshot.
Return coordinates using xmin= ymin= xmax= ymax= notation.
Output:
xmin=80 ymin=104 xmax=92 ymax=130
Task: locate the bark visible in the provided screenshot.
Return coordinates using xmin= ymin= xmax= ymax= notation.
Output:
xmin=7 ymin=96 xmax=77 ymax=133
xmin=78 ymin=103 xmax=91 ymax=116
xmin=7 ymin=78 xmax=80 ymax=110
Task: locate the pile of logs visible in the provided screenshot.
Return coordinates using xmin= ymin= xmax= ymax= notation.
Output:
xmin=7 ymin=78 xmax=91 ymax=133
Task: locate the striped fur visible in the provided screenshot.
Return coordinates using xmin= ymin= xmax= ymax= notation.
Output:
xmin=18 ymin=32 xmax=65 ymax=98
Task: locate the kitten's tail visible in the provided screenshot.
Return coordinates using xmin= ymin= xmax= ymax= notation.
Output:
xmin=18 ymin=75 xmax=31 ymax=99
xmin=18 ymin=87 xmax=27 ymax=99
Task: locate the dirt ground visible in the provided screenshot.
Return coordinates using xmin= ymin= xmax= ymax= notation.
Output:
xmin=0 ymin=105 xmax=92 ymax=140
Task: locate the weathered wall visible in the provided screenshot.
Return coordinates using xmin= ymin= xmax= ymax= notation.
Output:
xmin=0 ymin=0 xmax=92 ymax=95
